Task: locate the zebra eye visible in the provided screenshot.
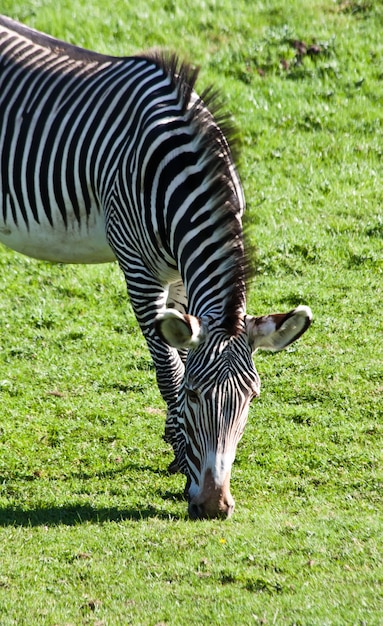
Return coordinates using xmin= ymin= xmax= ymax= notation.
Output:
xmin=185 ymin=388 xmax=199 ymax=403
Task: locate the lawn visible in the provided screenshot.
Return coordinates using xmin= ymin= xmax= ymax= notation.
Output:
xmin=0 ymin=0 xmax=382 ymax=624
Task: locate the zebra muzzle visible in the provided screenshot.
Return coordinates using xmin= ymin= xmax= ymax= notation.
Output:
xmin=188 ymin=469 xmax=235 ymax=520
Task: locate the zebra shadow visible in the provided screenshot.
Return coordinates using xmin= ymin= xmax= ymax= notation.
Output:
xmin=0 ymin=458 xmax=187 ymax=526
xmin=0 ymin=465 xmax=187 ymax=526
xmin=0 ymin=502 xmax=185 ymax=526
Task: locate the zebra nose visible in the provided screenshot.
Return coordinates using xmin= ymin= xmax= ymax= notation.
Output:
xmin=188 ymin=495 xmax=235 ymax=520
xmin=188 ymin=468 xmax=235 ymax=519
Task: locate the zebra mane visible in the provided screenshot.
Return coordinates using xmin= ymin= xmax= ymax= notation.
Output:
xmin=139 ymin=51 xmax=249 ymax=336
xmin=138 ymin=50 xmax=239 ymax=157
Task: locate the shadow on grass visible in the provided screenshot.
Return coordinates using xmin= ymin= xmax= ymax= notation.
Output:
xmin=0 ymin=502 xmax=184 ymax=526
xmin=0 ymin=461 xmax=188 ymax=526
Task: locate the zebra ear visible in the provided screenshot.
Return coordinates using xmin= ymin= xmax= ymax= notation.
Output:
xmin=155 ymin=309 xmax=204 ymax=350
xmin=246 ymin=305 xmax=312 ymax=352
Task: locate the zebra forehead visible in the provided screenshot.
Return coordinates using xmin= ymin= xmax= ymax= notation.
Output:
xmin=186 ymin=332 xmax=255 ymax=382
xmin=204 ymin=326 xmax=250 ymax=354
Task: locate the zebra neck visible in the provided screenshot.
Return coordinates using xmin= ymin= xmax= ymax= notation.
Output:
xmin=188 ymin=277 xmax=247 ymax=337
xmin=182 ymin=233 xmax=247 ymax=337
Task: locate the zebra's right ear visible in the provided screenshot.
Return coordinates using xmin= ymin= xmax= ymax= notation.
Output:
xmin=155 ymin=309 xmax=205 ymax=350
xmin=245 ymin=305 xmax=312 ymax=352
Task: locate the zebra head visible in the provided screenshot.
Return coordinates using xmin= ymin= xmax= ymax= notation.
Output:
xmin=156 ymin=305 xmax=312 ymax=519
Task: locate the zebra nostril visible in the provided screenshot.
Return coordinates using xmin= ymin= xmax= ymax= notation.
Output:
xmin=188 ymin=502 xmax=203 ymax=520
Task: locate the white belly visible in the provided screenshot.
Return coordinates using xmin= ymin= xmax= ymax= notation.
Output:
xmin=0 ymin=208 xmax=116 ymax=264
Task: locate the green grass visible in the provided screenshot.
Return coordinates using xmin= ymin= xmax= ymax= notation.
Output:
xmin=1 ymin=0 xmax=383 ymax=624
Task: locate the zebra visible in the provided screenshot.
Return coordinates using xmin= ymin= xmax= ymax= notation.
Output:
xmin=0 ymin=15 xmax=312 ymax=519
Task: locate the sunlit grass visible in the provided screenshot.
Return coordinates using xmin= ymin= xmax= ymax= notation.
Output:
xmin=1 ymin=1 xmax=383 ymax=624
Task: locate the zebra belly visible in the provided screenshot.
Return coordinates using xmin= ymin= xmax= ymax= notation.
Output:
xmin=0 ymin=206 xmax=116 ymax=264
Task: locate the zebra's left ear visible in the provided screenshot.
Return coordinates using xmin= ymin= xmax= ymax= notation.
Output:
xmin=246 ymin=305 xmax=312 ymax=353
xmin=155 ymin=309 xmax=205 ymax=350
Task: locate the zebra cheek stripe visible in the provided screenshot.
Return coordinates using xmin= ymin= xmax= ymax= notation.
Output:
xmin=0 ymin=15 xmax=313 ymax=519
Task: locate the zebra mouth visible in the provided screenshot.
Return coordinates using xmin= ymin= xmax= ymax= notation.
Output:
xmin=188 ymin=500 xmax=235 ymax=520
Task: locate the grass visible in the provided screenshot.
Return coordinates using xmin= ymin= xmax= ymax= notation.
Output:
xmin=1 ymin=0 xmax=383 ymax=624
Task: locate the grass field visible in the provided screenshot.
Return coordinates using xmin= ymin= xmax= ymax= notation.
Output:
xmin=1 ymin=1 xmax=383 ymax=624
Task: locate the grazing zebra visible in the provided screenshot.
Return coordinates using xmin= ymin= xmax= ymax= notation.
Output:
xmin=0 ymin=15 xmax=312 ymax=519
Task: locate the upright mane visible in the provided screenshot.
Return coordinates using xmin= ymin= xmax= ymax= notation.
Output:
xmin=139 ymin=50 xmax=249 ymax=336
